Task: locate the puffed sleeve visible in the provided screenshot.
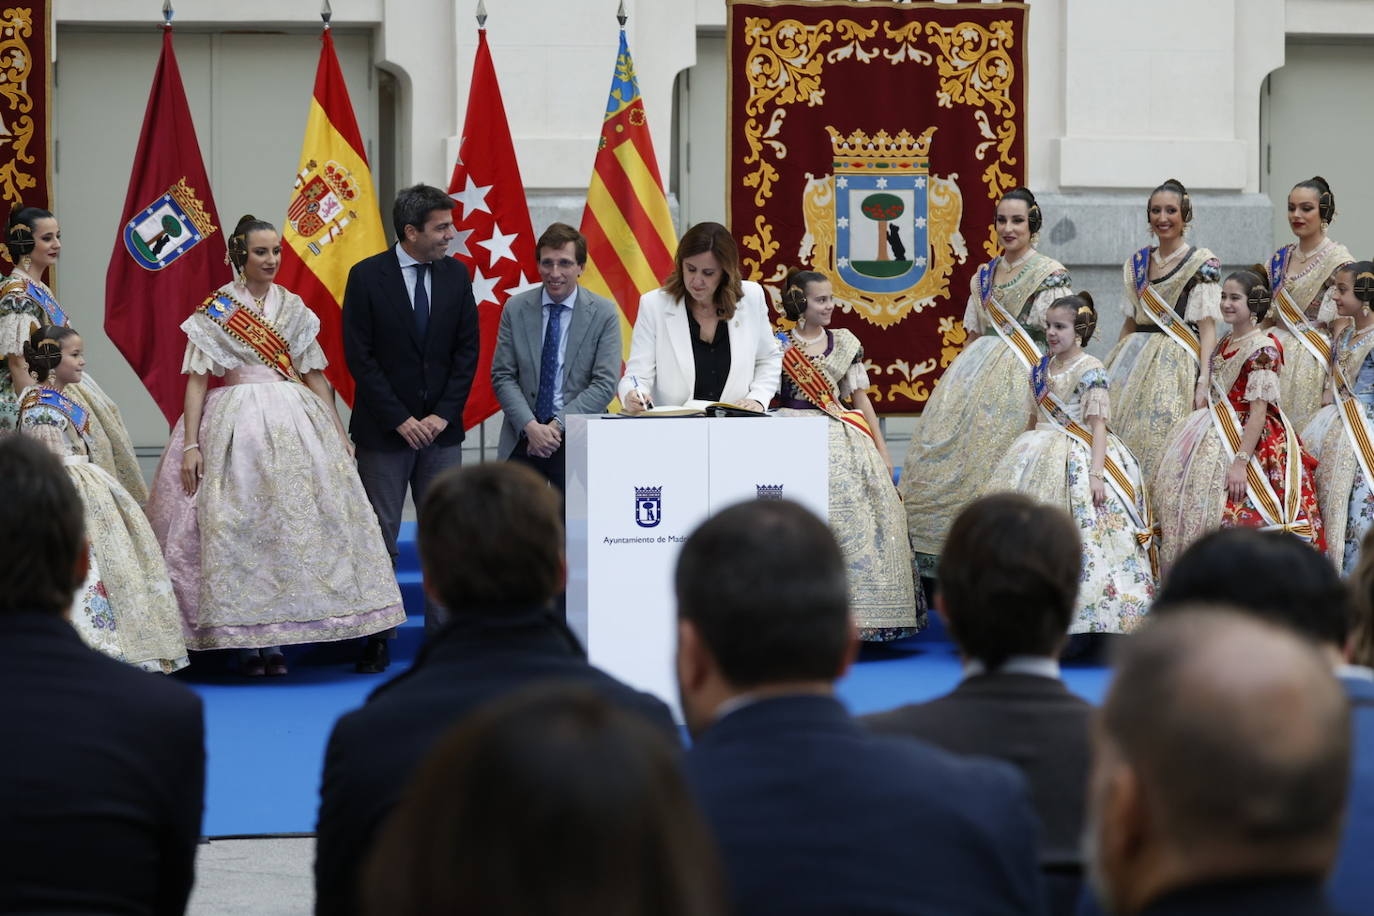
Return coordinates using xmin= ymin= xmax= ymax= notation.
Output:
xmin=0 ymin=292 xmax=41 ymax=358
xmin=1184 ymin=258 xmax=1223 ymax=324
xmin=1315 ymin=282 xmax=1339 ymax=325
xmin=1079 ymin=367 xmax=1111 ymax=423
xmin=180 ymin=340 xmax=229 ymax=377
xmin=837 ymin=344 xmax=870 ymax=400
xmin=18 ymin=404 xmax=71 ymax=457
xmin=961 ymin=273 xmax=984 ymax=335
xmin=1023 ymin=271 xmax=1074 ymax=331
xmin=1120 ymin=260 xmax=1139 ymax=320
xmin=282 ymin=292 xmax=329 ymax=374
xmin=1244 ymin=345 xmax=1283 ymax=404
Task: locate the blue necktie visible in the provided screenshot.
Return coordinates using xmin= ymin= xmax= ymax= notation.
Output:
xmin=413 ymin=262 xmax=430 ymax=339
xmin=534 ymin=303 xmax=563 ymax=423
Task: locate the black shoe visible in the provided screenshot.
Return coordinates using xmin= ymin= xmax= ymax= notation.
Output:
xmin=356 ymin=637 xmax=390 ymax=674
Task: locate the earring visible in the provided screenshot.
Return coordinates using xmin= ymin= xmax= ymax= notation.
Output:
xmin=796 ymin=317 xmax=806 ymax=333
xmin=1181 ymin=223 xmax=1190 ymax=236
xmin=1321 ymin=220 xmax=1330 ymax=231
xmin=20 ymin=255 xmax=31 ymax=271
xmin=236 ymin=268 xmax=247 ymax=286
xmin=1029 ymin=232 xmax=1041 ymax=249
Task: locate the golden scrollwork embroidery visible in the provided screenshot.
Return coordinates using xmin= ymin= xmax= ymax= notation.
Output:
xmin=0 ymin=7 xmax=37 ymax=208
xmin=936 ymin=315 xmax=967 ymax=368
xmin=880 ymin=357 xmax=939 ymax=404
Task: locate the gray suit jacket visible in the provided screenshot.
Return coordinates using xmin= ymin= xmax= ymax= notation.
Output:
xmin=490 ymin=284 xmax=622 ymax=458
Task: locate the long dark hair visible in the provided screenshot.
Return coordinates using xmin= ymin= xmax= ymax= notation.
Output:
xmin=662 ymin=221 xmax=745 ymax=319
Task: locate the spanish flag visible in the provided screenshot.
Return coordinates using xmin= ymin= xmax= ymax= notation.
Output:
xmin=276 ymin=26 xmax=386 ymax=405
xmin=579 ymin=30 xmax=676 ymax=356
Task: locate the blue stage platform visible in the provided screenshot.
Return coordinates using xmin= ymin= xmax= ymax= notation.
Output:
xmin=178 ymin=522 xmax=1112 ymax=837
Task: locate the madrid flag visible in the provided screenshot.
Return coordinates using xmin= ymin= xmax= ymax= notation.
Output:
xmin=277 ymin=26 xmax=386 ymax=406
xmin=580 ymin=30 xmax=676 ymax=355
xmin=104 ymin=25 xmax=228 ymax=426
xmin=448 ymin=28 xmax=538 ymax=430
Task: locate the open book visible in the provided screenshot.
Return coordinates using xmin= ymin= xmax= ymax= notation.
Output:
xmin=629 ymin=400 xmax=768 ymax=418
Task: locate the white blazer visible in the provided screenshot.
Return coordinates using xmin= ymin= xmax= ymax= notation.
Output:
xmin=617 ymin=280 xmax=782 ymax=407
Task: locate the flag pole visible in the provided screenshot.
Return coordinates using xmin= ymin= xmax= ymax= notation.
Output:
xmin=476 ymin=0 xmax=487 ymax=29
xmin=162 ymin=0 xmax=173 ymax=27
xmin=617 ymin=0 xmax=626 ymax=27
xmin=321 ymin=0 xmax=332 ymax=28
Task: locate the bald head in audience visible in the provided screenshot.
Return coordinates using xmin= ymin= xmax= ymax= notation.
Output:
xmin=1086 ymin=608 xmax=1351 ymax=915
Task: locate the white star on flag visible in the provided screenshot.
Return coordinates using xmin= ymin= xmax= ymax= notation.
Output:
xmin=470 ymin=265 xmax=501 ymax=306
xmin=446 ymin=226 xmax=474 ymax=259
xmin=838 ymin=216 xmax=849 ymax=229
xmin=837 ymin=176 xmax=849 ymax=189
xmin=915 ymin=216 xmax=928 ymax=229
xmin=875 ymin=178 xmax=888 ymax=189
xmin=914 ymin=177 xmax=927 ymax=189
xmin=503 ymin=271 xmax=540 ymax=298
xmin=477 ymin=223 xmax=518 ymax=266
xmin=452 ymin=175 xmax=493 ymax=220
xmin=916 ymin=256 xmax=928 ymax=267
xmin=838 ymin=256 xmax=851 ymax=268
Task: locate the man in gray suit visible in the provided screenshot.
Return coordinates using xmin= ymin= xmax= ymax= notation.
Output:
xmin=491 ymin=222 xmax=622 ymax=491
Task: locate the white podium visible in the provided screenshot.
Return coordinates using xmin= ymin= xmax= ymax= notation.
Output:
xmin=566 ymin=415 xmax=829 ymax=716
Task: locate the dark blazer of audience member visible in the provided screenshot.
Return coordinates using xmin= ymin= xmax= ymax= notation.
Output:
xmin=676 ymin=499 xmax=1046 ymax=916
xmin=490 ymin=222 xmax=621 ymax=490
xmin=362 ymin=686 xmax=723 ymax=916
xmin=0 ymin=436 xmax=205 ymax=916
xmin=864 ymin=493 xmax=1092 ymax=908
xmin=1155 ymin=528 xmax=1371 ymax=915
xmin=1088 ymin=609 xmax=1350 ymax=916
xmin=315 ymin=463 xmax=676 ymax=916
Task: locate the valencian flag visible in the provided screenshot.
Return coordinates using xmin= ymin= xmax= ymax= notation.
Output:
xmin=104 ymin=22 xmax=228 ymax=426
xmin=277 ymin=24 xmax=386 ymax=406
xmin=580 ymin=30 xmax=677 ymax=356
xmin=447 ymin=27 xmax=538 ymax=429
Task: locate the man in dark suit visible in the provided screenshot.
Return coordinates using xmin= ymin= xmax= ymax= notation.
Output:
xmin=1152 ymin=528 xmax=1374 ymax=915
xmin=1087 ymin=609 xmax=1349 ymax=916
xmin=863 ymin=493 xmax=1091 ymax=912
xmin=676 ymin=499 xmax=1045 ymax=916
xmin=490 ymin=222 xmax=621 ymax=491
xmin=344 ymin=182 xmax=480 ymax=664
xmin=314 ymin=462 xmax=676 ymax=916
xmin=0 ymin=436 xmax=205 ymax=916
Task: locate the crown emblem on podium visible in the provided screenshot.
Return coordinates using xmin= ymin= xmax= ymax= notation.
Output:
xmin=755 ymin=484 xmax=785 ymax=501
xmin=828 ymin=126 xmax=936 ymax=171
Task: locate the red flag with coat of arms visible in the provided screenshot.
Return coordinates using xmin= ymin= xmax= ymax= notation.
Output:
xmin=447 ymin=27 xmax=538 ymax=430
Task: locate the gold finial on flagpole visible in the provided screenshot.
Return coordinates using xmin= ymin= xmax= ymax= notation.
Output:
xmin=321 ymin=0 xmax=332 ymax=26
xmin=617 ymin=0 xmax=627 ymax=28
xmin=476 ymin=0 xmax=488 ymax=29
xmin=162 ymin=0 xmax=173 ymax=26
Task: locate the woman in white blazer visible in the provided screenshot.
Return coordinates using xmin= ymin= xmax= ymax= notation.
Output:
xmin=619 ymin=222 xmax=781 ymax=412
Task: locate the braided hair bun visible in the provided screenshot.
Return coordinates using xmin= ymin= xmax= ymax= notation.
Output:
xmin=22 ymin=325 xmax=77 ymax=384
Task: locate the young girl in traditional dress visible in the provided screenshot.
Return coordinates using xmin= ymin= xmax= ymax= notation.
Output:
xmin=1265 ymin=177 xmax=1353 ymax=431
xmin=0 ymin=208 xmax=148 ymax=501
xmin=775 ymin=269 xmax=924 ymax=640
xmin=1153 ymin=267 xmax=1325 ymax=570
xmin=897 ymin=187 xmax=1072 ymax=578
xmin=1300 ymin=261 xmax=1374 ymax=573
xmin=18 ymin=326 xmax=188 ymax=672
xmin=986 ymin=293 xmax=1155 ymax=634
xmin=145 ymin=215 xmax=404 ymax=676
xmin=1106 ymin=179 xmax=1223 ymax=481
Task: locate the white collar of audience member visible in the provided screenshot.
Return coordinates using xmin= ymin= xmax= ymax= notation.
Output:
xmin=963 ymin=655 xmax=1062 ymax=681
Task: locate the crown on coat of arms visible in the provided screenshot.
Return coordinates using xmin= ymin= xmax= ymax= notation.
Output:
xmin=827 ymin=127 xmax=935 ymax=170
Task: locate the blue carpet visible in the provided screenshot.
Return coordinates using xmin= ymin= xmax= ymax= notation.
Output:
xmin=181 ymin=525 xmax=1111 ymax=837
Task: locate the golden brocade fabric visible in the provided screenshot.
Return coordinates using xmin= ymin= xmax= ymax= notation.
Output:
xmin=777 ymin=328 xmax=924 ymax=639
xmin=1107 ymin=247 xmax=1221 ymax=481
xmin=899 ymin=255 xmax=1071 ymax=572
xmin=20 ymin=399 xmax=187 ymax=672
xmin=1270 ymin=240 xmax=1353 ymax=431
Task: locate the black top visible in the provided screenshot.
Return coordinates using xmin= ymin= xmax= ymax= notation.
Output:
xmin=687 ymin=308 xmax=732 ymax=402
xmin=315 ymin=605 xmax=678 ymax=916
xmin=0 ymin=612 xmax=205 ymax=916
xmin=1139 ymin=876 xmax=1335 ymax=915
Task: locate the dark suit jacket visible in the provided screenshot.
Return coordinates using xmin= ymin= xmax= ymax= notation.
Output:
xmin=342 ymin=246 xmax=480 ymax=450
xmin=489 ymin=283 xmax=622 ymax=458
xmin=0 ymin=612 xmax=204 ymax=916
xmin=314 ymin=606 xmax=678 ymax=916
xmin=685 ymin=694 xmax=1046 ymax=916
xmin=862 ymin=672 xmax=1093 ymax=868
xmin=1139 ymin=877 xmax=1335 ymax=915
xmin=1330 ymin=673 xmax=1374 ymax=915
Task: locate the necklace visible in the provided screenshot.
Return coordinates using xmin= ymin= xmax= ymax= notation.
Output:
xmin=1294 ymin=236 xmax=1332 ymax=263
xmin=1151 ymin=244 xmax=1187 ymax=268
xmin=1228 ymin=326 xmax=1262 ymax=348
xmin=1002 ymin=248 xmax=1033 ymax=271
xmin=792 ymin=327 xmax=825 ymax=348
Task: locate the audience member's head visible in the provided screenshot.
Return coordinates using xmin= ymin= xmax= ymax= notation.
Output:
xmin=1155 ymin=528 xmax=1349 ymax=654
xmin=1349 ymin=528 xmax=1374 ymax=668
xmin=361 ymin=685 xmax=724 ymax=916
xmin=418 ymin=463 xmax=563 ymax=614
xmin=0 ymin=435 xmax=86 ymax=618
xmin=1087 ymin=608 xmax=1350 ymax=915
xmin=938 ymin=493 xmax=1081 ymax=668
xmin=675 ymin=499 xmax=855 ymax=735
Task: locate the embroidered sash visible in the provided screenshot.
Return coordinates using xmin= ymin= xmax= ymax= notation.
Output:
xmin=197 ymin=292 xmax=302 ymax=383
xmin=24 ymin=280 xmax=68 ymax=328
xmin=1130 ymin=247 xmax=1201 ymax=364
xmin=1330 ymin=338 xmax=1374 ymax=495
xmin=1269 ymin=245 xmax=1333 ymax=369
xmin=1031 ymin=357 xmax=1159 ymax=573
xmin=776 ymin=331 xmax=874 ymax=443
xmin=19 ymin=385 xmax=91 ymax=441
xmin=1205 ymin=337 xmax=1314 ymax=540
xmin=977 ymin=259 xmax=1043 ymax=371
